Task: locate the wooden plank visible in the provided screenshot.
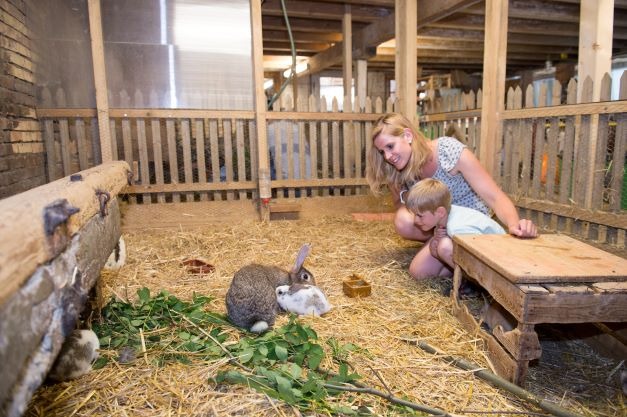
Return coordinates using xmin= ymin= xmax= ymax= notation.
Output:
xmin=0 ymin=161 xmax=130 ymax=305
xmin=395 ymin=0 xmax=417 ymax=122
xmin=194 ymin=119 xmax=208 ymax=201
xmin=609 ymin=72 xmax=627 ymax=211
xmin=209 ymin=120 xmax=221 ymax=201
xmin=454 ymin=234 xmax=627 ymax=284
xmin=135 ymin=101 xmax=151 ymax=204
xmin=343 ymin=117 xmax=352 ymax=196
xmin=524 ymin=291 xmax=627 ymax=323
xmin=109 ymin=108 xmax=255 ymax=119
xmin=530 ymin=119 xmax=544 ymax=199
xmin=109 ymin=119 xmax=118 ymax=161
xmin=248 ymin=120 xmax=258 ymax=200
xmin=151 ymin=118 xmax=165 ymax=203
xmin=236 ymin=119 xmax=247 ymax=200
xmin=342 ymin=5 xmax=352 ymax=107
xmin=37 ymin=108 xmax=96 ymax=118
xmin=308 ymin=107 xmax=320 ymax=197
xmin=59 ymin=116 xmax=71 ymax=177
xmin=332 ymin=99 xmax=341 ymax=196
xmin=75 ymin=118 xmax=89 ymax=171
xmin=321 ymin=98 xmax=330 ymax=197
xmin=558 ymin=116 xmax=575 ymax=205
xmin=591 ymin=114 xmax=610 ymax=210
xmin=479 ymin=0 xmax=508 ymax=177
xmin=128 ymin=181 xmax=257 ymax=193
xmin=419 ymin=109 xmax=481 ymax=123
xmin=545 ymin=117 xmax=559 ymax=201
xmin=286 ymin=119 xmax=295 ymax=199
xmin=166 ymin=119 xmax=180 ymax=203
xmin=502 ymin=100 xmax=627 ymax=120
xmin=87 ymin=0 xmax=112 ymax=162
xmin=297 ymin=99 xmax=307 ymax=197
xmin=181 ymin=119 xmax=194 ymax=202
xmin=43 ymin=119 xmax=57 ymax=181
xmin=121 ymin=113 xmax=136 ymax=204
xmin=266 ymin=111 xmax=382 ymax=121
xmin=354 ymin=118 xmax=363 ymax=195
xmin=223 ymin=119 xmax=234 ymax=201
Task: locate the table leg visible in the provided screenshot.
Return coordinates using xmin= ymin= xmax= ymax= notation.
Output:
xmin=452 ymin=265 xmax=462 ymax=309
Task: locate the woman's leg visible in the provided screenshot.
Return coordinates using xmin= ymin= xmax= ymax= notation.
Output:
xmin=395 ymin=206 xmax=432 ymax=241
xmin=409 ymin=241 xmax=452 ymax=280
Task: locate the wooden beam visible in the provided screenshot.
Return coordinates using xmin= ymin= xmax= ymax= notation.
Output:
xmin=87 ymin=0 xmax=112 ymax=163
xmin=396 ymin=0 xmax=417 ymax=123
xmin=479 ymin=0 xmax=508 ymax=178
xmin=578 ymin=0 xmax=614 ymax=210
xmin=251 ymin=0 xmax=270 ymax=217
xmin=343 ymin=5 xmax=353 ymax=103
xmin=0 ymin=161 xmax=130 ymax=306
xmin=308 ymin=0 xmax=482 ymax=74
xmin=261 ymin=0 xmax=391 ymax=24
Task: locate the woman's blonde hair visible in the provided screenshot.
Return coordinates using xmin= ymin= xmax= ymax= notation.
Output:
xmin=405 ymin=178 xmax=452 ymax=214
xmin=366 ymin=113 xmax=431 ymax=196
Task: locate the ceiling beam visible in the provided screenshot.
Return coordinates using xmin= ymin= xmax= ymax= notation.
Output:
xmin=307 ymin=0 xmax=482 ymax=74
xmin=263 ymin=30 xmax=342 ymax=43
xmin=261 ymin=0 xmax=391 ymax=24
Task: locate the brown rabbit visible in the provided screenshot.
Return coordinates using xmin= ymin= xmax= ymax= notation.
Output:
xmin=225 ymin=244 xmax=314 ymax=333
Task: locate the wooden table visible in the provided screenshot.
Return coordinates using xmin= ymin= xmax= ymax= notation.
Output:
xmin=451 ymin=234 xmax=627 ymax=385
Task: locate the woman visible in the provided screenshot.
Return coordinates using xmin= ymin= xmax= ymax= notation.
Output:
xmin=367 ymin=113 xmax=537 ymax=279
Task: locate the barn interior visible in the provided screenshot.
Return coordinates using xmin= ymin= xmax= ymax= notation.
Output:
xmin=0 ymin=1 xmax=626 ymax=416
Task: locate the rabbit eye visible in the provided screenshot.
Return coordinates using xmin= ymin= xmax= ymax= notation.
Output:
xmin=301 ymin=273 xmax=310 ymax=281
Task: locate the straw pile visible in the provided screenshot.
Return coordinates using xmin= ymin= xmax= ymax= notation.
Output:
xmin=26 ymin=216 xmax=625 ymax=417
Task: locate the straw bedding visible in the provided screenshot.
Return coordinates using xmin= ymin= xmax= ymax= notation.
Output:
xmin=26 ymin=216 xmax=625 ymax=416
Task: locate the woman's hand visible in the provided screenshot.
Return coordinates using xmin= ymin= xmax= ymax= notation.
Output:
xmin=509 ymin=219 xmax=538 ymax=238
xmin=429 ymin=225 xmax=448 ymax=258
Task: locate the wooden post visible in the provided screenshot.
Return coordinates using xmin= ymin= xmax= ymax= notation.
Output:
xmin=250 ymin=0 xmax=271 ymax=221
xmin=356 ymin=59 xmax=368 ymax=111
xmin=87 ymin=0 xmax=112 ymax=163
xmin=395 ymin=0 xmax=417 ymax=125
xmin=479 ymin=0 xmax=508 ymax=178
xmin=343 ymin=5 xmax=353 ymax=110
xmin=577 ymin=0 xmax=614 ymax=208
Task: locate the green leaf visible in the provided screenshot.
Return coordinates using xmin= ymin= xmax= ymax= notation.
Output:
xmin=137 ymin=287 xmax=150 ymax=303
xmin=274 ymin=344 xmax=288 ymax=361
xmin=257 ymin=344 xmax=269 ymax=357
xmin=130 ymin=319 xmax=144 ymax=327
xmin=275 ymin=375 xmax=296 ymax=404
xmin=92 ymin=356 xmax=108 ymax=369
xmin=307 ymin=344 xmax=324 ymax=370
xmin=239 ymin=348 xmax=254 ymax=363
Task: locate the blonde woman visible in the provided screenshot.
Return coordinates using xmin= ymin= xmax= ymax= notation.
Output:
xmin=367 ymin=112 xmax=537 ymax=279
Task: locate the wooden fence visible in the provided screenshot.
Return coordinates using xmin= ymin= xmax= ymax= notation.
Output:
xmin=37 ymin=88 xmax=398 ymax=204
xmin=420 ymin=71 xmax=627 ymax=249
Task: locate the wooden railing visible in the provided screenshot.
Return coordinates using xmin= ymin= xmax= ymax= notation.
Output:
xmin=419 ymin=71 xmax=627 ymax=250
xmin=37 ymin=90 xmax=397 ymax=204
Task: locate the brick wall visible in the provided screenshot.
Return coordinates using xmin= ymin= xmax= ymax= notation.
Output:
xmin=0 ymin=0 xmax=45 ymax=200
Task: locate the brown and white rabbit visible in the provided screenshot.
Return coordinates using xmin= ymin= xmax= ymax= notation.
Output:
xmin=276 ymin=283 xmax=332 ymax=317
xmin=48 ymin=329 xmax=99 ymax=382
xmin=225 ymin=244 xmax=314 ymax=333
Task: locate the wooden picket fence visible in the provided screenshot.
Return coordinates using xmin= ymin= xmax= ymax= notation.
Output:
xmin=420 ymin=71 xmax=627 ymax=249
xmin=37 ymin=88 xmax=397 ymax=204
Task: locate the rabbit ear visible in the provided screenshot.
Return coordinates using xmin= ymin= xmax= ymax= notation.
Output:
xmin=291 ymin=244 xmax=311 ymax=273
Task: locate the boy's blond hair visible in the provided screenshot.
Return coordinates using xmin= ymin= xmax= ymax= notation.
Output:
xmin=405 ymin=178 xmax=452 ymax=214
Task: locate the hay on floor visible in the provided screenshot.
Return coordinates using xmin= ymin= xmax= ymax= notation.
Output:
xmin=26 ymin=216 xmax=626 ymax=417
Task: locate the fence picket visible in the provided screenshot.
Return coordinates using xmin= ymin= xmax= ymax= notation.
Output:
xmin=195 ymin=119 xmax=208 ymax=201
xmin=208 ymin=120 xmax=221 ymax=201
xmin=166 ymin=119 xmax=180 ymax=203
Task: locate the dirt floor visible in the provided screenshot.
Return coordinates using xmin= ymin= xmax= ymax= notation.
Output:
xmin=26 ymin=216 xmax=626 ymax=416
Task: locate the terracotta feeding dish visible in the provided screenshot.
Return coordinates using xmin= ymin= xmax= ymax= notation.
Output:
xmin=343 ymin=274 xmax=371 ymax=297
xmin=182 ymin=258 xmax=215 ymax=274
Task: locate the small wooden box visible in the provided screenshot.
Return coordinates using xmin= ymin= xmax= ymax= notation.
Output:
xmin=343 ymin=275 xmax=372 ymax=297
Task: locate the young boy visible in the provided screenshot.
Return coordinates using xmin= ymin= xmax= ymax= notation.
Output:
xmin=405 ymin=178 xmax=505 ymax=270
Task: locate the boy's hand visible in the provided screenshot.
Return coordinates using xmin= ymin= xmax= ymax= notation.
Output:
xmin=429 ymin=225 xmax=447 ymax=258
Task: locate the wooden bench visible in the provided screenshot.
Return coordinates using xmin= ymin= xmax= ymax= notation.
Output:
xmin=451 ymin=234 xmax=627 ymax=385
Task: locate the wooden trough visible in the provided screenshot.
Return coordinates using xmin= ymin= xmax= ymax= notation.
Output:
xmin=0 ymin=161 xmax=130 ymax=417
